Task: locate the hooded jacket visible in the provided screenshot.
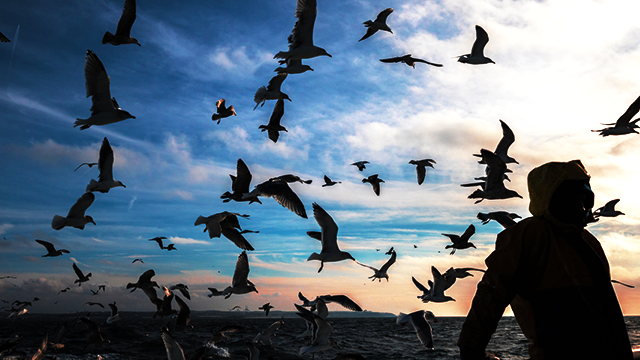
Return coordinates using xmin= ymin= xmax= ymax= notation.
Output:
xmin=457 ymin=160 xmax=632 ymax=360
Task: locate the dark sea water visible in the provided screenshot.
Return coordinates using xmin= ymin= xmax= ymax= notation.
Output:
xmin=2 ymin=313 xmax=640 ymax=359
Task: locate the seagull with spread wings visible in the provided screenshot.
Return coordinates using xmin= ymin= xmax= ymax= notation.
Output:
xmin=194 ymin=212 xmax=255 ymax=250
xmin=359 ymin=8 xmax=393 ymax=42
xmin=593 ymin=95 xmax=640 ymax=136
xmin=74 ymin=50 xmax=136 ymax=130
xmin=409 ymin=159 xmax=436 ymax=185
xmin=73 ymin=263 xmax=92 ymax=286
xmin=357 ymin=250 xmax=396 ymax=282
xmin=221 ymin=159 xmax=261 ymax=204
xmin=443 ymin=224 xmax=476 ymax=255
xmin=274 ymin=0 xmax=332 ymax=61
xmin=467 ymin=149 xmax=522 ymax=203
xmin=477 ymin=211 xmax=521 ymax=228
xmin=211 ymin=99 xmax=236 ymax=124
xmin=35 ymin=239 xmax=70 ymax=257
xmin=594 ymin=199 xmax=625 ymax=218
xmin=362 ymin=174 xmax=385 ymax=196
xmin=397 ymin=310 xmax=436 ymax=349
xmin=85 ymin=137 xmax=126 ymax=193
xmin=457 ymin=25 xmax=495 ymax=65
xmin=474 ymin=120 xmax=518 ymax=164
xmin=322 ymin=175 xmax=341 ymax=187
xmin=380 ymin=54 xmax=443 ymax=68
xmin=102 ymin=0 xmax=140 ymax=46
xmin=307 ymin=203 xmax=356 ymax=273
xmin=254 ymin=73 xmax=290 ymax=110
xmin=259 ymin=98 xmax=288 ymax=143
xmin=51 ymin=193 xmax=96 ymax=230
xmin=219 ymin=251 xmax=258 ymax=299
xmin=243 ymin=178 xmax=308 ymax=218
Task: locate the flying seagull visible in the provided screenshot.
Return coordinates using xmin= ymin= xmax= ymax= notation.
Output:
xmin=194 ymin=212 xmax=255 ymax=250
xmin=35 ymin=239 xmax=70 ymax=257
xmin=457 ymin=25 xmax=494 ymax=65
xmin=473 ymin=120 xmax=518 ymax=164
xmin=307 ymin=202 xmax=355 ymax=272
xmin=85 ymin=137 xmax=126 ymax=193
xmin=592 ymin=95 xmax=640 ymax=136
xmin=409 ymin=159 xmax=436 ymax=185
xmin=322 ymin=175 xmax=341 ymax=187
xmin=243 ymin=178 xmax=308 ymax=218
xmin=274 ymin=58 xmax=314 ymax=74
xmin=351 ymin=161 xmax=369 ymax=171
xmin=74 ymin=50 xmax=136 ymax=129
xmin=132 ymin=258 xmax=144 ymax=263
xmin=102 ymin=0 xmax=140 ymax=46
xmin=396 ymin=310 xmax=435 ymax=349
xmin=259 ymin=98 xmax=288 ymax=143
xmin=254 ymin=73 xmax=290 ymax=110
xmin=170 ymin=284 xmax=191 ymax=300
xmin=274 ymin=0 xmax=332 ymax=61
xmin=259 ymin=302 xmax=275 ymax=316
xmin=221 ymin=159 xmax=261 ymax=204
xmin=412 ymin=266 xmax=456 ymax=303
xmin=594 ymin=199 xmax=625 ymax=218
xmin=443 ymin=224 xmax=476 ymax=255
xmin=51 ymin=193 xmax=96 ymax=230
xmin=74 ymin=162 xmax=98 ymax=171
xmin=300 ymin=314 xmax=338 ymax=357
xmin=380 ymin=54 xmax=443 ymax=68
xmin=221 ymin=251 xmax=258 ymax=299
xmin=467 ymin=149 xmax=522 ymax=203
xmin=211 ymin=99 xmax=236 ymax=124
xmin=477 ymin=211 xmax=521 ymax=228
xmin=362 ymin=174 xmax=385 ymax=196
xmin=148 ymin=236 xmax=176 ymax=251
xmin=84 ymin=302 xmax=104 ymax=308
xmin=359 ymin=8 xmax=393 ymax=42
xmin=357 ymin=250 xmax=396 ymax=282
xmin=73 ymin=263 xmax=92 ymax=286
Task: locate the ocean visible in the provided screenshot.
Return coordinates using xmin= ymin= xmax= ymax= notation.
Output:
xmin=2 ymin=313 xmax=640 ymax=359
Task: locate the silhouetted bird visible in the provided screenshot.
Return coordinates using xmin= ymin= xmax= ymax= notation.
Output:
xmin=51 ymin=193 xmax=96 ymax=230
xmin=35 ymin=239 xmax=70 ymax=257
xmin=102 ymin=0 xmax=140 ymax=46
xmin=259 ymin=98 xmax=288 ymax=143
xmin=380 ymin=54 xmax=442 ymax=68
xmin=457 ymin=25 xmax=494 ymax=64
xmin=254 ymin=73 xmax=290 ymax=110
xmin=362 ymin=174 xmax=384 ymax=196
xmin=359 ymin=8 xmax=393 ymax=42
xmin=274 ymin=0 xmax=332 ymax=61
xmin=221 ymin=159 xmax=262 ymax=204
xmin=211 ymin=99 xmax=236 ymax=124
xmin=85 ymin=137 xmax=126 ymax=193
xmin=409 ymin=159 xmax=436 ymax=185
xmin=442 ymin=225 xmax=476 ymax=255
xmin=592 ymin=95 xmax=640 ymax=136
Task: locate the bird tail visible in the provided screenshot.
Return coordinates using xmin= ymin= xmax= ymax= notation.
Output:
xmin=253 ymin=87 xmax=267 ymax=109
xmin=220 ymin=191 xmax=233 ymax=201
xmin=396 ymin=312 xmax=409 ymax=325
xmin=51 ymin=215 xmax=66 ymax=230
xmin=307 ymin=253 xmax=323 ymax=261
xmin=362 ymin=20 xmax=373 ymax=27
xmin=467 ymin=189 xmax=484 ymax=199
xmin=194 ymin=215 xmax=208 ymax=226
xmin=102 ymin=31 xmax=115 ymax=45
xmin=273 ymin=51 xmax=288 ymax=60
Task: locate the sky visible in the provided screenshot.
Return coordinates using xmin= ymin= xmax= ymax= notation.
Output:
xmin=2 ymin=0 xmax=640 ymax=317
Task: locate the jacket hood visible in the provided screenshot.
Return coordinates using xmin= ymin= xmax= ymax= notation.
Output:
xmin=527 ymin=160 xmax=591 ymax=219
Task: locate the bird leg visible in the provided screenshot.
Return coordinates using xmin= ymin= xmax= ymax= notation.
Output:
xmin=318 ymin=262 xmax=324 ymax=273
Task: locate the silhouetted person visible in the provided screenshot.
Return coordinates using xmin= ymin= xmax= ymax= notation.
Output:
xmin=458 ymin=160 xmax=632 ymax=360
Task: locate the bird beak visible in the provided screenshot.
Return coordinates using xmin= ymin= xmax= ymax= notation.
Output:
xmin=132 ymin=116 xmax=137 ymax=119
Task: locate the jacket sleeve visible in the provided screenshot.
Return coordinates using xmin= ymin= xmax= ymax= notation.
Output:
xmin=458 ymin=222 xmax=537 ymax=351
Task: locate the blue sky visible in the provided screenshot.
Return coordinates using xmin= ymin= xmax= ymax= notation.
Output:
xmin=2 ymin=0 xmax=640 ymax=316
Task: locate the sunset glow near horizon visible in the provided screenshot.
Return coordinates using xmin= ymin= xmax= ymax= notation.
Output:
xmin=2 ymin=0 xmax=640 ymax=317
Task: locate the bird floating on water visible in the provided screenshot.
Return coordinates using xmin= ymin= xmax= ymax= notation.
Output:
xmin=75 ymin=50 xmax=136 ymax=129
xmin=102 ymin=0 xmax=140 ymax=46
xmin=457 ymin=25 xmax=494 ymax=65
xmin=359 ymin=8 xmax=393 ymax=42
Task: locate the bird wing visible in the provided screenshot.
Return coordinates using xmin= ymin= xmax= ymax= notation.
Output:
xmin=115 ymin=0 xmax=137 ymax=38
xmin=298 ymin=291 xmax=311 ymax=304
xmin=615 ymin=95 xmax=640 ymax=127
xmin=355 ymin=260 xmax=378 ymax=272
xmin=232 ymin=251 xmax=251 ymax=287
xmin=67 ymin=192 xmax=95 ymax=218
xmin=441 ymin=233 xmax=460 ymax=245
xmin=175 ymin=295 xmax=190 ymax=326
xmin=263 ymin=320 xmax=284 ymax=336
xmin=35 ymin=239 xmax=56 ymax=253
xmin=359 ymin=27 xmax=378 ymax=42
xmin=161 ymin=328 xmax=185 ymax=360
xmin=221 ymin=226 xmax=255 ymax=251
xmin=258 ymin=180 xmax=307 ymax=218
xmin=138 ymin=269 xmax=156 ymax=284
xmin=494 ymin=120 xmax=516 ymax=160
xmin=412 ymin=276 xmax=429 ymax=293
xmin=415 ymin=164 xmax=426 ymax=185
xmin=312 ymin=314 xmax=333 ymax=345
xmin=234 ymin=159 xmax=253 ymax=194
xmin=481 ymin=149 xmax=507 ymax=192
xmin=409 ymin=311 xmax=434 ymax=349
xmin=290 ymin=0 xmax=317 ymax=48
xmin=411 ymin=58 xmax=444 ymax=67
xmin=108 ymin=302 xmax=118 ymax=316
xmin=97 ymin=137 xmax=115 ymax=183
xmin=323 ymin=175 xmax=331 ymax=184
xmin=216 ymin=99 xmax=227 ymax=113
xmin=72 ymin=263 xmax=86 ymax=279
xmin=379 ymin=251 xmax=396 ymax=273
xmin=603 ymin=199 xmax=621 ymax=212
xmin=320 ymin=294 xmax=362 ymax=311
xmin=313 ymin=203 xmax=340 ymax=254
xmin=267 ymin=73 xmax=287 ymax=92
xmin=268 ymin=99 xmax=285 ymax=127
xmin=431 ymin=266 xmax=446 ymax=295
xmin=375 ymin=8 xmax=393 ymax=22
xmin=307 ymin=231 xmax=322 ymax=240
xmin=379 ymin=56 xmax=404 ymax=63
xmin=84 ymin=50 xmax=115 ymax=114
xmin=470 ymin=25 xmax=490 ymax=58
xmin=315 ymin=298 xmax=329 ymax=319
xmin=460 ymin=224 xmax=476 ymax=244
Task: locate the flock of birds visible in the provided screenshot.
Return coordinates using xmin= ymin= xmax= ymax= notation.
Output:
xmin=1 ymin=0 xmax=638 ymax=359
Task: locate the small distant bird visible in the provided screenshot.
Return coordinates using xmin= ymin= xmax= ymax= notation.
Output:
xmin=258 ymin=302 xmax=275 ymax=316
xmin=380 ymin=54 xmax=442 ymax=68
xmin=594 ymin=199 xmax=625 ymax=217
xmin=273 ymin=0 xmax=332 ymax=61
xmin=90 ymin=289 xmax=99 ymax=295
xmin=102 ymin=0 xmax=140 ymax=46
xmin=254 ymin=73 xmax=290 ymax=110
xmin=307 ymin=203 xmax=356 ymax=272
xmin=74 ymin=50 xmax=136 ymax=129
xmin=396 ymin=310 xmax=436 ymax=349
xmin=165 ymin=244 xmax=177 ymax=251
xmin=477 ymin=211 xmax=521 ymax=228
xmin=84 ymin=302 xmax=104 ymax=308
xmin=211 ymin=99 xmax=236 ymax=124
xmin=107 ymin=302 xmax=121 ymax=323
xmin=132 ymin=258 xmax=144 ymax=264
xmin=592 ymin=95 xmax=640 ymax=136
xmin=457 ymin=25 xmax=495 ymax=65
xmin=442 ymin=224 xmax=476 ymax=255
xmin=0 ymin=32 xmax=10 ymax=42
xmin=221 ymin=159 xmax=261 ymax=204
xmin=351 ymin=161 xmax=369 ymax=171
xmin=35 ymin=239 xmax=70 ymax=257
xmin=322 ymin=175 xmax=341 ymax=187
xmin=473 ymin=120 xmax=518 ymax=164
xmin=74 ymin=162 xmax=98 ymax=171
xmin=57 ymin=287 xmax=71 ymax=295
xmin=274 ymin=58 xmax=314 ymax=74
xmin=259 ymin=98 xmax=288 ymax=143
xmin=362 ymin=174 xmax=385 ymax=196
xmin=148 ymin=236 xmax=176 ymax=251
xmin=98 ymin=285 xmax=106 ymax=292
xmin=243 ymin=178 xmax=308 ymax=218
xmin=357 ymin=250 xmax=396 ymax=282
xmin=170 ymin=284 xmax=191 ymax=300
xmin=409 ymin=159 xmax=436 ymax=185
xmin=85 ymin=137 xmax=126 ymax=193
xmin=52 ymin=193 xmax=96 ymax=230
xmin=359 ymin=8 xmax=393 ymax=42
xmin=413 ymin=244 xmax=418 ymax=249
xmin=72 ymin=263 xmax=92 ymax=286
